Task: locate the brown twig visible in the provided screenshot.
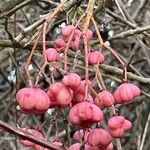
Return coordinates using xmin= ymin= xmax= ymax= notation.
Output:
xmin=0 ymin=120 xmax=64 ymax=150
xmin=109 ymin=25 xmax=150 ymax=40
xmin=0 ymin=0 xmax=34 ymax=19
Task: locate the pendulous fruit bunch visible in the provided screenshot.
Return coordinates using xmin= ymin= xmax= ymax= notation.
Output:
xmin=16 ymin=24 xmax=141 ymax=150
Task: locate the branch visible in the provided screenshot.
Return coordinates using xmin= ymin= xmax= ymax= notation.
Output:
xmin=109 ymin=25 xmax=150 ymax=40
xmin=0 ymin=0 xmax=34 ymax=19
xmin=100 ymin=64 xmax=150 ymax=84
xmin=0 ymin=40 xmax=53 ymax=49
xmin=0 ymin=120 xmax=64 ymax=150
xmin=15 ymin=18 xmax=46 ymax=43
xmin=105 ymin=8 xmax=150 ymax=38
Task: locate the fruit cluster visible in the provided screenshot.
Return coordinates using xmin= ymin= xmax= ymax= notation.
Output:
xmin=16 ymin=24 xmax=141 ymax=149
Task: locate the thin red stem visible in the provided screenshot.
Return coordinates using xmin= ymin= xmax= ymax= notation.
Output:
xmin=35 ymin=62 xmax=48 ymax=86
xmin=43 ymin=21 xmax=48 ymax=61
xmin=103 ymin=44 xmax=127 ymax=81
xmin=24 ymin=31 xmax=42 ymax=86
xmin=35 ymin=21 xmax=48 ymax=86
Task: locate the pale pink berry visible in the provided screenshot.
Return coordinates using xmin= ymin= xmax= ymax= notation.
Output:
xmin=83 ymin=29 xmax=93 ymax=41
xmin=94 ymin=90 xmax=115 ymax=108
xmin=47 ymin=83 xmax=64 ymax=108
xmin=47 ymin=82 xmax=64 ymax=98
xmin=74 ymin=29 xmax=82 ymax=38
xmin=56 ymin=86 xmax=73 ymax=107
xmin=69 ymin=101 xmax=103 ymax=127
xmin=47 ymin=82 xmax=73 ymax=108
xmin=70 ymin=37 xmax=80 ymax=50
xmin=88 ymin=51 xmax=105 ymax=64
xmin=123 ymin=120 xmax=132 ymax=130
xmin=73 ymin=129 xmax=90 ymax=142
xmin=108 ymin=116 xmax=132 ymax=138
xmin=69 ymin=143 xmax=102 ymax=150
xmin=62 ymin=25 xmax=75 ymax=37
xmin=87 ymin=128 xmax=112 ymax=147
xmin=73 ymin=130 xmax=84 ymax=141
xmin=108 ymin=116 xmax=125 ymax=129
xmin=108 ymin=127 xmax=125 ymax=138
xmin=75 ymin=80 xmax=92 ymax=94
xmin=114 ymin=83 xmax=141 ymax=104
xmin=54 ymin=38 xmax=66 ymax=51
xmin=68 ymin=143 xmax=80 ymax=150
xmin=52 ymin=141 xmax=63 ymax=147
xmin=73 ymin=93 xmax=94 ymax=104
xmin=44 ymin=48 xmax=60 ymax=62
xmin=73 ymin=92 xmax=85 ymax=104
xmin=62 ymin=73 xmax=81 ymax=90
xmin=98 ymin=143 xmax=113 ymax=150
xmin=16 ymin=87 xmax=50 ymax=113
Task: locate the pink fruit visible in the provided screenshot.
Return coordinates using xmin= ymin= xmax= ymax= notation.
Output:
xmin=108 ymin=116 xmax=125 ymax=129
xmin=73 ymin=130 xmax=84 ymax=141
xmin=94 ymin=90 xmax=115 ymax=108
xmin=73 ymin=92 xmax=85 ymax=104
xmin=62 ymin=25 xmax=75 ymax=37
xmin=108 ymin=127 xmax=124 ymax=138
xmin=52 ymin=141 xmax=63 ymax=147
xmin=47 ymin=97 xmax=59 ymax=108
xmin=86 ymin=94 xmax=94 ymax=103
xmin=108 ymin=116 xmax=132 ymax=138
xmin=47 ymin=84 xmax=61 ymax=108
xmin=16 ymin=87 xmax=50 ymax=113
xmin=47 ymin=82 xmax=73 ymax=108
xmin=73 ymin=93 xmax=94 ymax=104
xmin=74 ymin=29 xmax=82 ymax=38
xmin=73 ymin=129 xmax=90 ymax=142
xmin=85 ymin=144 xmax=100 ymax=150
xmin=114 ymin=83 xmax=141 ymax=104
xmin=68 ymin=143 xmax=80 ymax=150
xmin=87 ymin=128 xmax=112 ymax=147
xmin=105 ymin=143 xmax=113 ymax=150
xmin=56 ymin=86 xmax=73 ymax=107
xmin=83 ymin=29 xmax=93 ymax=41
xmin=44 ymin=48 xmax=60 ymax=62
xmin=47 ymin=82 xmax=64 ymax=97
xmin=69 ymin=143 xmax=108 ymax=150
xmin=69 ymin=101 xmax=103 ymax=127
xmin=69 ymin=143 xmax=98 ymax=150
xmin=62 ymin=73 xmax=81 ymax=90
xmin=123 ymin=120 xmax=132 ymax=130
xmin=70 ymin=29 xmax=81 ymax=50
xmin=70 ymin=37 xmax=80 ymax=50
xmin=88 ymin=51 xmax=105 ymax=64
xmin=75 ymin=80 xmax=92 ymax=94
xmin=61 ymin=26 xmax=82 ymax=50
xmin=54 ymin=38 xmax=66 ymax=51
xmin=98 ymin=143 xmax=113 ymax=150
